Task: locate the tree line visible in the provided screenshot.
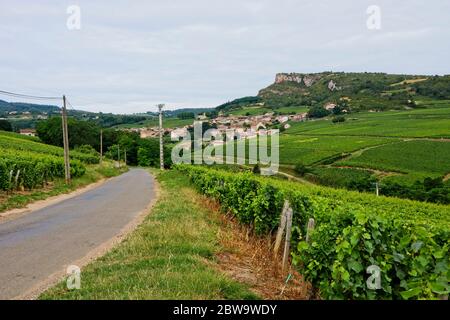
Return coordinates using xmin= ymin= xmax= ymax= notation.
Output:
xmin=36 ymin=117 xmax=172 ymax=167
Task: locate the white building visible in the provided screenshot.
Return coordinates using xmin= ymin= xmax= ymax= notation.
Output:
xmin=325 ymin=103 xmax=337 ymax=111
xmin=19 ymin=129 xmax=36 ymax=137
xmin=276 ymin=116 xmax=289 ymax=123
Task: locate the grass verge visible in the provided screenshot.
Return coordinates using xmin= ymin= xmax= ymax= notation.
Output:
xmin=39 ymin=169 xmax=258 ymax=300
xmin=0 ymin=162 xmax=127 ymax=213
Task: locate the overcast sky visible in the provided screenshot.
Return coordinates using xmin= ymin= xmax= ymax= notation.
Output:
xmin=0 ymin=0 xmax=449 ymax=113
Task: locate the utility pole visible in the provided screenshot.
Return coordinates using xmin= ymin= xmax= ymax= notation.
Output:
xmin=158 ymin=104 xmax=165 ymax=170
xmin=62 ymin=95 xmax=71 ymax=184
xmin=375 ymin=182 xmax=379 ymax=197
xmin=100 ymin=129 xmax=103 ymax=165
xmin=124 ymin=148 xmax=127 ymax=166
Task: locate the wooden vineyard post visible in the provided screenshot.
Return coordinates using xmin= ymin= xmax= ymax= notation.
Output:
xmin=281 ymin=206 xmax=293 ymax=274
xmin=14 ymin=169 xmax=20 ymax=191
xmin=306 ymin=218 xmax=315 ymax=243
xmin=273 ymin=200 xmax=295 ymax=273
xmin=273 ymin=200 xmax=289 ymax=258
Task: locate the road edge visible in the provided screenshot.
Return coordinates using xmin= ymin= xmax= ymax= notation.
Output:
xmin=14 ymin=171 xmax=161 ymax=300
xmin=0 ymin=174 xmax=118 ymax=223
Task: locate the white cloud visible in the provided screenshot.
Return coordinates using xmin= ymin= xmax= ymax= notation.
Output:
xmin=0 ymin=0 xmax=449 ymax=113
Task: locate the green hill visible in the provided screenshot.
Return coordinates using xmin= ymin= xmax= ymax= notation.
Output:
xmin=216 ymin=72 xmax=450 ymax=113
xmin=258 ymin=72 xmax=450 ymax=111
xmin=0 ymin=100 xmax=60 ymax=114
xmin=0 ymin=130 xmax=99 ymax=191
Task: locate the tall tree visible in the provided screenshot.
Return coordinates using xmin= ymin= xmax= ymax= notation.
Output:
xmin=36 ymin=117 xmax=100 ymax=149
xmin=0 ymin=120 xmax=12 ymax=132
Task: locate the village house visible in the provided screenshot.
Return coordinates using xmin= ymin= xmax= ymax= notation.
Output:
xmin=251 ymin=122 xmax=266 ymax=132
xmin=324 ymin=103 xmax=337 ymax=111
xmin=261 ymin=116 xmax=273 ymax=124
xmin=276 ymin=115 xmax=289 ymax=123
xmin=19 ymin=129 xmax=36 ymax=137
xmin=139 ymin=128 xmax=159 ymax=139
xmin=290 ymin=113 xmax=308 ymax=121
xmin=171 ymin=127 xmax=189 ymax=140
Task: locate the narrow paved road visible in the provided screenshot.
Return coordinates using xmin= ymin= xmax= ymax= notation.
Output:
xmin=0 ymin=168 xmax=155 ymax=299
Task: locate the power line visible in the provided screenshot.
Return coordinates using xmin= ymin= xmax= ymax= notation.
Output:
xmin=0 ymin=89 xmax=61 ymax=101
xmin=65 ymin=99 xmax=76 ymax=111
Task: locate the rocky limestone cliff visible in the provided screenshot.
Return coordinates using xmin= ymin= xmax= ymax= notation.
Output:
xmin=274 ymin=73 xmax=302 ymax=84
xmin=274 ymin=73 xmax=324 ymax=87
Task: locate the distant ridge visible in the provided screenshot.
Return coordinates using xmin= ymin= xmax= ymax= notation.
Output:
xmin=0 ymin=99 xmax=60 ymax=114
xmin=216 ymin=72 xmax=450 ymax=112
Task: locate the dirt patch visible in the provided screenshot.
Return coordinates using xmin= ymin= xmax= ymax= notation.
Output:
xmin=330 ymin=165 xmax=404 ymax=178
xmin=197 ymin=196 xmax=314 ymax=300
xmin=444 ymin=173 xmax=450 ymax=182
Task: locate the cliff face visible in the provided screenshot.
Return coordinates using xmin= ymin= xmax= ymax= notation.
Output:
xmin=274 ymin=73 xmax=302 ymax=84
xmin=274 ymin=73 xmax=324 ymax=87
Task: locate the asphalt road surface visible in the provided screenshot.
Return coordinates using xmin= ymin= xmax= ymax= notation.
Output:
xmin=0 ymin=168 xmax=155 ymax=299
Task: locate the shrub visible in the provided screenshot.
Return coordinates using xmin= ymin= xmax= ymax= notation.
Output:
xmin=176 ymin=165 xmax=450 ymax=300
xmin=294 ymin=163 xmax=309 ymax=176
xmin=307 ymin=106 xmax=331 ymax=118
xmin=332 ymin=116 xmax=346 ymax=123
xmin=0 ymin=120 xmax=12 ymax=132
xmin=73 ymin=145 xmax=100 ymax=164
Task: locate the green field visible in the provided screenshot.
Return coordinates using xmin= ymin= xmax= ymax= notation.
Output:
xmin=287 ymin=107 xmax=450 ymax=138
xmin=279 ymin=106 xmax=450 ymax=202
xmin=0 ymin=130 xmax=101 ymax=192
xmin=0 ymin=130 xmax=126 ymax=212
xmin=213 ymin=104 xmax=450 ymax=203
xmin=228 ymin=105 xmax=308 ymax=116
xmin=227 ymin=105 xmax=272 ymax=116
xmin=276 ymin=105 xmax=309 ymax=114
xmin=0 ymin=131 xmax=98 ymax=164
xmin=279 ymin=135 xmax=394 ymax=165
xmin=338 ymin=140 xmax=450 ymax=178
xmin=307 ymin=167 xmax=375 ymax=190
xmin=220 ymin=134 xmax=392 ymax=166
